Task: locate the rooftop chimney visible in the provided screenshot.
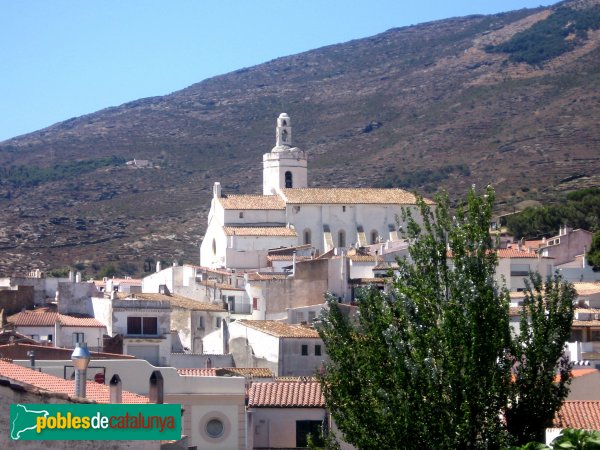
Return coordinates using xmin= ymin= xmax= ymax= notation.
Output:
xmin=149 ymin=371 xmax=164 ymax=404
xmin=110 ymin=374 xmax=122 ymax=403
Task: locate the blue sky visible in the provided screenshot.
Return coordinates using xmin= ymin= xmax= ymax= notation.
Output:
xmin=0 ymin=1 xmax=558 ymax=142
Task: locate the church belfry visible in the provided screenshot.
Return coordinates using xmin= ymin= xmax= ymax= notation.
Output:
xmin=276 ymin=113 xmax=292 ymax=147
xmin=263 ymin=113 xmax=307 ymax=195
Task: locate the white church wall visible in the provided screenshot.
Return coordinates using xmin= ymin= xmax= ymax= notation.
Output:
xmin=223 ymin=208 xmax=286 ymax=225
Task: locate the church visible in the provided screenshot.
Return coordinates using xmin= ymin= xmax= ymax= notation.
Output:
xmin=200 ymin=113 xmax=427 ymax=270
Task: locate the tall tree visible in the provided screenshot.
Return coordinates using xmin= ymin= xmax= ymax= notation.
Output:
xmin=507 ymin=273 xmax=576 ymax=445
xmin=317 ymin=187 xmax=575 ymax=449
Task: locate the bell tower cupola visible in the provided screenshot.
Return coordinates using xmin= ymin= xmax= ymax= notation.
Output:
xmin=275 ymin=113 xmax=292 ymax=148
xmin=263 ymin=113 xmax=307 ymax=195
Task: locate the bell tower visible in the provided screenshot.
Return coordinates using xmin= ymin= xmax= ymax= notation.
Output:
xmin=263 ymin=113 xmax=307 ymax=195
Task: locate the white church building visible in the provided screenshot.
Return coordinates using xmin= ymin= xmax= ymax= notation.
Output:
xmin=200 ymin=113 xmax=428 ymax=270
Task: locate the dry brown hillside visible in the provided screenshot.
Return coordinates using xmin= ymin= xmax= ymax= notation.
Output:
xmin=0 ymin=0 xmax=599 ymax=275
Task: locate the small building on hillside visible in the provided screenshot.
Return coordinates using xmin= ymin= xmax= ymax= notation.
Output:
xmin=228 ymin=320 xmax=326 ymax=377
xmin=92 ymin=293 xmax=171 ymax=365
xmin=7 ymin=307 xmax=106 ymax=350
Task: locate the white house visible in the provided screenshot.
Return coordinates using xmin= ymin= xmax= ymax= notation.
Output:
xmin=7 ymin=307 xmax=106 ymax=350
xmin=92 ymin=292 xmax=172 ymax=366
xmin=228 ymin=320 xmax=326 ymax=377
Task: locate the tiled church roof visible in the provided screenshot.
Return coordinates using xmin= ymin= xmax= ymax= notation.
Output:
xmin=219 ymin=195 xmax=285 ymax=210
xmin=279 ymin=188 xmax=432 ymax=205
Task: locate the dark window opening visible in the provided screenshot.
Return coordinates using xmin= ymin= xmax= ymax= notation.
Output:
xmin=296 ymin=420 xmax=323 ymax=447
xmin=304 ymin=229 xmax=311 ymax=245
xmin=127 ymin=317 xmax=142 ymax=335
xmin=127 ymin=316 xmax=158 ymax=335
xmin=285 ymin=171 xmax=293 ymax=188
xmin=315 ymin=344 xmax=322 ymax=356
xmin=338 ymin=230 xmax=346 ymax=248
xmin=301 ymin=344 xmax=308 ymax=356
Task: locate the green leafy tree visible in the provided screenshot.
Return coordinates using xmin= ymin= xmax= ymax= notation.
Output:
xmin=318 ymin=187 xmax=513 ymax=449
xmin=507 ymin=273 xmax=576 ymax=445
xmin=588 ymin=230 xmax=600 ymax=271
xmin=317 ymin=187 xmax=575 ymax=449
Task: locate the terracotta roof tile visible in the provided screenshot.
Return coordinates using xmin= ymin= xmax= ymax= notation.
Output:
xmin=0 ymin=360 xmax=148 ymax=403
xmin=248 ymin=381 xmax=324 ymax=408
xmin=349 ymin=277 xmax=386 ymax=284
xmin=553 ymin=401 xmax=600 ymax=430
xmin=280 ymin=188 xmax=432 ymax=205
xmin=348 ymin=255 xmax=379 ymax=262
xmin=246 ymin=273 xmax=289 ymax=281
xmin=167 ymin=296 xmax=227 ymax=312
xmin=223 ymin=226 xmax=297 ymax=237
xmin=221 ymin=367 xmax=273 ymax=378
xmin=572 ymin=320 xmax=600 ymax=327
xmin=497 ymin=249 xmax=549 ymax=259
xmin=238 ymin=320 xmax=320 ymax=338
xmin=176 ymin=368 xmax=218 ymax=376
xmin=219 ymin=195 xmax=286 ymax=210
xmin=8 ymin=310 xmax=106 ymax=328
xmin=573 ymin=282 xmax=600 ymax=296
xmin=267 ymin=254 xmax=312 ymax=261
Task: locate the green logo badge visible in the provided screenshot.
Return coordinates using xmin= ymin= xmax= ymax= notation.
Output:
xmin=10 ymin=404 xmax=181 ymax=440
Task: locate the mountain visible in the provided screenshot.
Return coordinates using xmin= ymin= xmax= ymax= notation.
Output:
xmin=1 ymin=0 xmax=599 ymax=276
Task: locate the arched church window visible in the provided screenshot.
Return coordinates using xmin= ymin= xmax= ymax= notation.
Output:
xmin=285 ymin=171 xmax=293 ymax=188
xmin=304 ymin=229 xmax=311 ymax=245
xmin=371 ymin=230 xmax=379 ymax=244
xmin=282 ymin=120 xmax=287 ymax=126
xmin=282 ymin=129 xmax=288 ymax=142
xmin=338 ymin=230 xmax=346 ymax=248
xmin=212 ymin=239 xmax=217 ymax=256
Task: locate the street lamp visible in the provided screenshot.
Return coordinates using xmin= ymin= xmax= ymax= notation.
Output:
xmin=71 ymin=342 xmax=91 ymax=398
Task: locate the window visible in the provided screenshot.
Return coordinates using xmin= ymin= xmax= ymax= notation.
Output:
xmin=315 ymin=344 xmax=322 ymax=356
xmin=226 ymin=295 xmax=235 ymax=312
xmin=338 ymin=230 xmax=346 ymax=248
xmin=216 ymin=317 xmax=222 ymax=328
xmin=285 ymin=171 xmax=293 ymax=188
xmin=301 ymin=344 xmax=308 ymax=356
xmin=371 ymin=230 xmax=379 ymax=244
xmin=303 ymin=228 xmax=311 ymax=245
xmin=72 ymin=332 xmax=85 ymax=346
xmin=592 ymin=330 xmax=600 ymax=342
xmin=295 ymin=311 xmax=305 ymax=323
xmin=342 ymin=205 xmax=346 ymax=212
xmin=127 ymin=317 xmax=158 ymax=335
xmin=212 ymin=238 xmax=217 ymax=255
xmin=252 ymin=297 xmax=258 ymax=311
xmin=510 ymin=264 xmax=530 ymax=277
xmin=198 ymin=316 xmax=205 ymax=330
xmin=308 ymin=311 xmax=316 ymax=322
xmin=571 ymin=329 xmax=583 ymax=342
xmin=296 ymin=421 xmax=323 ymax=447
xmin=239 ymin=212 xmax=244 ymax=219
xmin=143 ymin=317 xmax=158 ymax=335
xmin=206 ymin=418 xmax=224 ymax=438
